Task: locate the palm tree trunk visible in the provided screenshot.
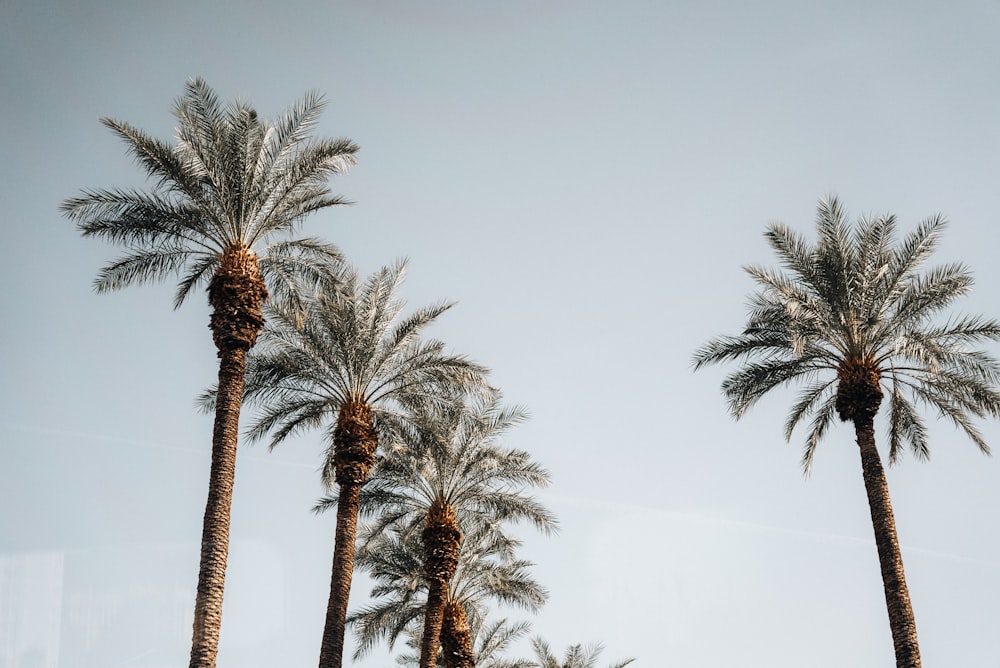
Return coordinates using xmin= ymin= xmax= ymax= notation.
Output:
xmin=318 ymin=399 xmax=378 ymax=668
xmin=441 ymin=599 xmax=475 ymax=668
xmin=854 ymin=416 xmax=921 ymax=668
xmin=318 ymin=483 xmax=361 ymax=668
xmin=421 ymin=578 xmax=448 ymax=668
xmin=189 ymin=249 xmax=266 ymax=668
xmin=188 ymin=346 xmax=247 ymax=668
xmin=420 ymin=502 xmax=462 ymax=668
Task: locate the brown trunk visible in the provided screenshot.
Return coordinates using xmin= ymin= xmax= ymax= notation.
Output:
xmin=855 ymin=416 xmax=921 ymax=668
xmin=207 ymin=248 xmax=267 ymax=353
xmin=441 ymin=599 xmax=475 ymax=668
xmin=318 ymin=484 xmax=360 ymax=668
xmin=318 ymin=399 xmax=378 ymax=668
xmin=420 ymin=502 xmax=462 ymax=668
xmin=188 ymin=249 xmax=266 ymax=668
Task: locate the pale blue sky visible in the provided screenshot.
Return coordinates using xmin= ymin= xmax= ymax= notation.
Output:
xmin=2 ymin=1 xmax=1000 ymax=666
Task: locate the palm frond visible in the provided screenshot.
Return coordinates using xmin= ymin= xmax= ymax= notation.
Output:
xmin=93 ymin=247 xmax=194 ymax=293
xmin=529 ymin=638 xmax=634 ymax=668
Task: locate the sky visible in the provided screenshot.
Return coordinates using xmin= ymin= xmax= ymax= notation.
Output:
xmin=2 ymin=1 xmax=1000 ymax=666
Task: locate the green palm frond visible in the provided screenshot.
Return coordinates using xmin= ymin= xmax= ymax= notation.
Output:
xmin=887 ymin=382 xmax=929 ymax=463
xmin=800 ymin=393 xmax=838 ymax=475
xmin=95 ymin=246 xmax=197 ymax=293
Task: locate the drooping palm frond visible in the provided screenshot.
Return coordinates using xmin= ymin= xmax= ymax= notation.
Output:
xmin=693 ymin=195 xmax=1000 ymax=472
xmin=62 ymin=77 xmax=358 ymax=307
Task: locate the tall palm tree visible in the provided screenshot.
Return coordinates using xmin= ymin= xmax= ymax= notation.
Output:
xmin=235 ymin=260 xmax=488 ymax=668
xmin=692 ymin=196 xmax=1000 ymax=668
xmin=341 ymin=394 xmax=556 ymax=668
xmin=347 ymin=518 xmax=547 ymax=667
xmin=61 ymin=78 xmax=358 ymax=668
xmin=528 ymin=638 xmax=634 ymax=668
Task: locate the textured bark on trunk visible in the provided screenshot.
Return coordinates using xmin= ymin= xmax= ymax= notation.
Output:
xmin=421 ymin=578 xmax=448 ymax=668
xmin=318 ymin=399 xmax=378 ymax=668
xmin=441 ymin=599 xmax=475 ymax=668
xmin=189 ymin=248 xmax=267 ymax=668
xmin=420 ymin=502 xmax=462 ymax=668
xmin=318 ymin=484 xmax=360 ymax=668
xmin=854 ymin=416 xmax=921 ymax=668
xmin=837 ymin=356 xmax=920 ymax=668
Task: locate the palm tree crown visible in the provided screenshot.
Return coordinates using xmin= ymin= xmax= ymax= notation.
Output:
xmin=62 ymin=77 xmax=357 ymax=313
xmin=355 ymin=395 xmax=556 ymax=537
xmin=237 ymin=260 xmax=489 ymax=668
xmin=241 ymin=259 xmax=487 ymax=459
xmin=693 ymin=195 xmax=1000 ymax=470
xmin=692 ymin=196 xmax=1000 ymax=668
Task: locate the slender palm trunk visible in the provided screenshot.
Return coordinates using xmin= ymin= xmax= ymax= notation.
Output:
xmin=854 ymin=416 xmax=921 ymax=668
xmin=441 ymin=599 xmax=475 ymax=668
xmin=318 ymin=484 xmax=361 ymax=668
xmin=421 ymin=577 xmax=448 ymax=668
xmin=189 ymin=347 xmax=246 ymax=668
xmin=318 ymin=399 xmax=378 ymax=668
xmin=190 ymin=249 xmax=267 ymax=668
xmin=420 ymin=502 xmax=462 ymax=668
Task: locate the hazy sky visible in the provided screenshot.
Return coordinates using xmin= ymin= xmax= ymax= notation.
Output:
xmin=3 ymin=1 xmax=1000 ymax=667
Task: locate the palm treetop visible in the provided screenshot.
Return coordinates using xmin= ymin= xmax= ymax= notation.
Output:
xmin=351 ymin=393 xmax=558 ymax=537
xmin=235 ymin=259 xmax=489 ymax=455
xmin=693 ymin=195 xmax=1000 ymax=471
xmin=62 ymin=77 xmax=358 ymax=309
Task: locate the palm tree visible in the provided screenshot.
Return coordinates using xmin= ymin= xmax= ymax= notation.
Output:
xmin=347 ymin=518 xmax=547 ymax=667
xmin=339 ymin=393 xmax=556 ymax=668
xmin=235 ymin=260 xmax=488 ymax=668
xmin=692 ymin=196 xmax=1000 ymax=668
xmin=528 ymin=638 xmax=634 ymax=668
xmin=61 ymin=78 xmax=358 ymax=668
